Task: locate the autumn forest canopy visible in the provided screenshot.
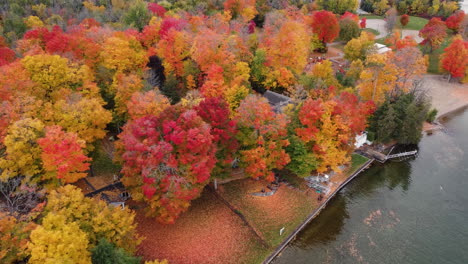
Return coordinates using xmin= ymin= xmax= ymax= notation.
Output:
xmin=0 ymin=0 xmax=467 ymax=263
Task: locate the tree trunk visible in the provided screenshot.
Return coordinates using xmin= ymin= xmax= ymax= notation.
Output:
xmin=372 ymin=71 xmax=380 ymax=101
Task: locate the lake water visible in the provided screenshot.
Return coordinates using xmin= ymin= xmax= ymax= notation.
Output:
xmin=274 ymin=110 xmax=468 ymax=264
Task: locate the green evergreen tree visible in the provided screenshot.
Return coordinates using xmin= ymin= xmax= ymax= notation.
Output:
xmin=376 ymin=104 xmax=398 ymax=143
xmin=369 ymin=90 xmax=430 ymax=144
xmin=123 ymin=0 xmax=151 ymax=31
xmin=91 ymin=239 xmax=141 ymax=264
xmin=398 ymin=100 xmax=428 ymax=144
xmin=339 ymin=18 xmax=361 ymax=42
xmin=285 ymin=136 xmax=318 ymax=177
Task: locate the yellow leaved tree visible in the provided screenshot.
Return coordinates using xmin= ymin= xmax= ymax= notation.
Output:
xmin=111 ymin=73 xmax=145 ymax=118
xmin=51 ymin=94 xmax=112 ymax=150
xmin=310 ymin=60 xmax=341 ymax=89
xmin=100 ymin=35 xmax=148 ymax=74
xmin=0 ymin=118 xmax=44 ymax=182
xmin=312 ymin=102 xmax=350 ymax=173
xmin=41 ymin=185 xmax=141 ymax=253
xmin=28 ymin=213 xmax=90 ymax=264
xmin=357 ymin=53 xmax=398 ymax=105
xmin=21 ymin=54 xmax=88 ymax=101
xmin=344 ymin=32 xmax=375 ymax=62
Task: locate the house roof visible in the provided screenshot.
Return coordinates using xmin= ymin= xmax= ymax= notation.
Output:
xmin=263 ymin=91 xmax=292 ymax=113
xmin=374 ymin=43 xmax=392 ymax=54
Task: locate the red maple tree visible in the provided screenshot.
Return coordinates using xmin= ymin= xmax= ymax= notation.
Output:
xmin=37 ymin=126 xmax=90 ymax=185
xmin=195 ymin=97 xmax=239 ymax=178
xmin=360 ymin=17 xmax=367 ymax=28
xmin=441 ymin=36 xmax=468 ymax=79
xmin=119 ymin=106 xmax=217 ymax=223
xmin=0 ymin=36 xmax=15 ymax=66
xmin=446 ymin=10 xmax=466 ymax=33
xmin=419 ymin=18 xmax=447 ymax=52
xmin=311 ymin=11 xmax=340 ymax=46
xmin=400 ymin=14 xmax=409 ymax=27
xmin=148 ymin=3 xmax=167 ymax=17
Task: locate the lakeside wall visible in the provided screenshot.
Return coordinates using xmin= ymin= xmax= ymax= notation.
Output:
xmin=263 ymin=158 xmax=375 ymax=264
xmin=437 ymin=104 xmax=468 ymax=122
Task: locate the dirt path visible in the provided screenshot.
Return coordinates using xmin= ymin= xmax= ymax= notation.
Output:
xmin=326 ymin=44 xmax=345 ymax=60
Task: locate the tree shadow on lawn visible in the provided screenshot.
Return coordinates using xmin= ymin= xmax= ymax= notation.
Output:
xmin=217 ymin=178 xmax=318 ymax=247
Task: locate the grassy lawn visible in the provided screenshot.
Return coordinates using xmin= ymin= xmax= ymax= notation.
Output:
xmin=359 ymin=15 xmax=383 ymax=19
xmin=132 ymin=154 xmax=373 ymax=264
xmin=398 ymin=16 xmax=428 ymax=31
xmin=349 ymin=154 xmax=370 ymax=175
xmin=375 ymin=37 xmax=387 ymax=45
xmin=280 ymin=170 xmax=307 ymax=189
xmin=218 ymin=178 xmax=317 ymax=247
xmin=362 ymin=28 xmax=380 ymax=36
xmin=427 ymin=38 xmax=451 ymax=74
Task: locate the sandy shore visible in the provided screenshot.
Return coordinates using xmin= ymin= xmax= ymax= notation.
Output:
xmin=421 ymin=75 xmax=468 ymax=119
xmin=421 ymin=74 xmax=468 ymax=132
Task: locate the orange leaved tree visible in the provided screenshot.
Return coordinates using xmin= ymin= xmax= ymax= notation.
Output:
xmin=37 ymin=126 xmax=90 ymax=187
xmin=440 ymin=35 xmax=468 ymax=82
xmin=236 ymin=94 xmax=290 ymax=181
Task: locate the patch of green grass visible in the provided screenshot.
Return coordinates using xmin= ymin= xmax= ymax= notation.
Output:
xmin=362 ymin=28 xmax=380 ymax=36
xmin=91 ymin=144 xmax=121 ymax=176
xmin=359 ymin=15 xmax=383 ymax=19
xmin=375 ymin=37 xmax=387 ymax=45
xmin=280 ymin=170 xmax=305 ymax=188
xmin=220 ymin=179 xmax=316 ymax=248
xmin=398 ymin=16 xmax=428 ymax=31
xmin=427 ymin=38 xmax=451 ymax=74
xmin=242 ymin=242 xmax=270 ymax=264
xmin=348 ymin=154 xmax=369 ymax=175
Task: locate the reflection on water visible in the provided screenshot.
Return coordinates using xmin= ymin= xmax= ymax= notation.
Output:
xmin=294 ymin=195 xmax=349 ymax=249
xmin=275 ymin=110 xmax=468 ymax=264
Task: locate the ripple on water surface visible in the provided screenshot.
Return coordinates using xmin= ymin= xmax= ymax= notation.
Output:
xmin=274 ymin=110 xmax=468 ymax=264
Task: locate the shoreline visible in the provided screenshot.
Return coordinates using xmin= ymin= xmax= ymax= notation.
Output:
xmin=265 ymin=104 xmax=468 ymax=264
xmin=424 ymin=104 xmax=468 ymax=133
xmin=263 ymin=158 xmax=375 ymax=264
xmin=436 ymin=104 xmax=468 ymax=122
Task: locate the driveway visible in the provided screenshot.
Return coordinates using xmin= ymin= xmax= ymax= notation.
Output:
xmin=365 ymin=19 xmax=387 ymax=39
xmin=365 ymin=19 xmax=424 ymax=43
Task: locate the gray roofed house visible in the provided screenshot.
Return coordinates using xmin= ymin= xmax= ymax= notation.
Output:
xmin=262 ymin=90 xmax=292 ymax=113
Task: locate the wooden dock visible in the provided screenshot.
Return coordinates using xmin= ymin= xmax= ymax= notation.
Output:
xmin=361 ymin=147 xmax=418 ymax=162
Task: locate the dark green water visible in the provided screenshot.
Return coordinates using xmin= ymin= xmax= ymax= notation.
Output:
xmin=274 ymin=110 xmax=468 ymax=264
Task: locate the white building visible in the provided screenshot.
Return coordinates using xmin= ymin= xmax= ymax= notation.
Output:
xmin=374 ymin=43 xmax=392 ymax=54
xmin=355 ymin=132 xmax=371 ymax=148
